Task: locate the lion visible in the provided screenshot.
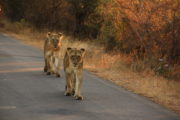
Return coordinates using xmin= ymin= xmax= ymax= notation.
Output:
xmin=44 ymin=32 xmax=63 ymax=77
xmin=63 ymin=47 xmax=85 ymax=100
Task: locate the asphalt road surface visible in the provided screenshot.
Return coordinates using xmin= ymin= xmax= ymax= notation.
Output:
xmin=0 ymin=34 xmax=179 ymax=120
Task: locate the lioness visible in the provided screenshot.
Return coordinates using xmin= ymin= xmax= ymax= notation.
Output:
xmin=44 ymin=32 xmax=63 ymax=77
xmin=64 ymin=47 xmax=85 ymax=100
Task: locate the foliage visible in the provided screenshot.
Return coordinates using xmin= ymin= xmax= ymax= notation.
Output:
xmin=1 ymin=0 xmax=179 ymax=78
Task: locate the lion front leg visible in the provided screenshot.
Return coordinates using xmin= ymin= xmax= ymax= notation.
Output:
xmin=71 ymin=74 xmax=76 ymax=95
xmin=49 ymin=56 xmax=55 ymax=74
xmin=45 ymin=52 xmax=53 ymax=75
xmin=44 ymin=57 xmax=48 ymax=72
xmin=54 ymin=57 xmax=61 ymax=77
xmin=46 ymin=56 xmax=52 ymax=75
xmin=74 ymin=73 xmax=83 ymax=100
xmin=64 ymin=73 xmax=73 ymax=96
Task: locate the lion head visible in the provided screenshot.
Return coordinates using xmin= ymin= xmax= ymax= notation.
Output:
xmin=66 ymin=48 xmax=85 ymax=68
xmin=46 ymin=32 xmax=63 ymax=49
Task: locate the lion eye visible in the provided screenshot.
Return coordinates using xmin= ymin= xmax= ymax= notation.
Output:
xmin=71 ymin=56 xmax=75 ymax=60
xmin=77 ymin=56 xmax=80 ymax=60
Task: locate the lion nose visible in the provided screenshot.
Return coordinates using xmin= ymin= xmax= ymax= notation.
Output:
xmin=54 ymin=45 xmax=57 ymax=48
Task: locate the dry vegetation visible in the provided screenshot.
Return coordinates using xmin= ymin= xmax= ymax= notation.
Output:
xmin=0 ymin=18 xmax=179 ymax=113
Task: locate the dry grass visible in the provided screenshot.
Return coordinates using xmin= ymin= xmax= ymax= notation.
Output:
xmin=0 ymin=18 xmax=180 ymax=113
xmin=85 ymin=50 xmax=180 ymax=113
xmin=93 ymin=68 xmax=180 ymax=113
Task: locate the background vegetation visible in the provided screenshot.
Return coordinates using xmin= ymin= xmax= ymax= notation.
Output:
xmin=1 ymin=0 xmax=179 ymax=79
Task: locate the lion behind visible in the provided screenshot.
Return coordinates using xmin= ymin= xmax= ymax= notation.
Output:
xmin=44 ymin=32 xmax=63 ymax=77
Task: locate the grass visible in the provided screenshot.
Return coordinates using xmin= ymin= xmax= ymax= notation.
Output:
xmin=0 ymin=18 xmax=180 ymax=113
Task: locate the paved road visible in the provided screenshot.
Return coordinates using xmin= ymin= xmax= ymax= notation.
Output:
xmin=0 ymin=34 xmax=179 ymax=120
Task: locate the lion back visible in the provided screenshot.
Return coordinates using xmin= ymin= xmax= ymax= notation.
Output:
xmin=44 ymin=32 xmax=53 ymax=56
xmin=63 ymin=52 xmax=69 ymax=71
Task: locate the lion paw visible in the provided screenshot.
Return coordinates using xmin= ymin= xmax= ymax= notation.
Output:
xmin=74 ymin=95 xmax=83 ymax=100
xmin=46 ymin=72 xmax=51 ymax=75
xmin=56 ymin=74 xmax=61 ymax=78
xmin=44 ymin=67 xmax=47 ymax=72
xmin=64 ymin=92 xmax=72 ymax=96
xmin=72 ymin=90 xmax=75 ymax=95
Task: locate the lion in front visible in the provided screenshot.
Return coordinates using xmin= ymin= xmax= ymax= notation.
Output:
xmin=63 ymin=48 xmax=85 ymax=100
xmin=44 ymin=32 xmax=63 ymax=77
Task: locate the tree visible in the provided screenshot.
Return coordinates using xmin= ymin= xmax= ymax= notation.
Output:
xmin=68 ymin=0 xmax=100 ymax=38
xmin=3 ymin=0 xmax=25 ymax=21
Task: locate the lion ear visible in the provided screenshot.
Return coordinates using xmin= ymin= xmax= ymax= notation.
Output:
xmin=80 ymin=48 xmax=85 ymax=52
xmin=66 ymin=47 xmax=72 ymax=55
xmin=58 ymin=32 xmax=63 ymax=42
xmin=47 ymin=32 xmax=51 ymax=37
xmin=58 ymin=32 xmax=62 ymax=36
xmin=80 ymin=48 xmax=85 ymax=57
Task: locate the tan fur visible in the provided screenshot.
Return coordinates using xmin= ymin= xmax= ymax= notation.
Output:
xmin=44 ymin=32 xmax=63 ymax=77
xmin=63 ymin=48 xmax=85 ymax=100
